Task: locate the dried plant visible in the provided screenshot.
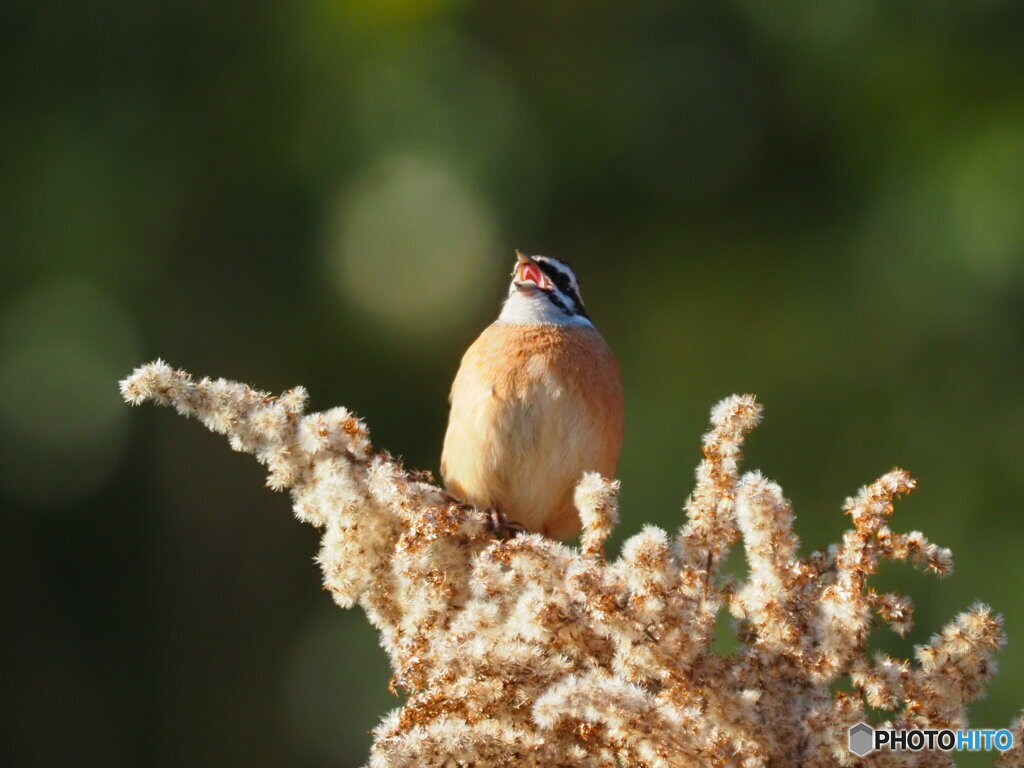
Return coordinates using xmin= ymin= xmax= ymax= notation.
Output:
xmin=121 ymin=360 xmax=1019 ymax=767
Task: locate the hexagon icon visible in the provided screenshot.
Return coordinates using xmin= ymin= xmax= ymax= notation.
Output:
xmin=849 ymin=722 xmax=875 ymax=756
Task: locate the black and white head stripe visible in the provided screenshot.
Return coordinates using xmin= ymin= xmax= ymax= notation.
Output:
xmin=498 ymin=253 xmax=594 ymax=327
xmin=532 ymin=256 xmax=589 ymax=320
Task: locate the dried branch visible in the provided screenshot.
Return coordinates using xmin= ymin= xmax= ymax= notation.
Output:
xmin=121 ymin=361 xmax=1016 ymax=766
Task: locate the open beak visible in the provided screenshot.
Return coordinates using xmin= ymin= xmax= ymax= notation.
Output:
xmin=513 ymin=250 xmax=549 ymax=292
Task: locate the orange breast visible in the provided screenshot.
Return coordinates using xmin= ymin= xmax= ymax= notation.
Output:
xmin=441 ymin=324 xmax=624 ymax=538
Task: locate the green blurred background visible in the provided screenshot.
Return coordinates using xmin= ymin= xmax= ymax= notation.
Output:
xmin=3 ymin=0 xmax=1023 ymax=766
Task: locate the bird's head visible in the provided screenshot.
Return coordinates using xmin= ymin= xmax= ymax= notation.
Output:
xmin=497 ymin=250 xmax=592 ymax=327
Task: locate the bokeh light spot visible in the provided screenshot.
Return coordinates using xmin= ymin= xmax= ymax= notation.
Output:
xmin=324 ymin=155 xmax=498 ymax=339
xmin=348 ymin=31 xmax=548 ymax=229
xmin=952 ymin=125 xmax=1024 ymax=283
xmin=0 ymin=282 xmax=139 ymax=508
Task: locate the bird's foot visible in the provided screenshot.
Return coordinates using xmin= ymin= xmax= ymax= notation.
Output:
xmin=486 ymin=509 xmax=526 ymax=540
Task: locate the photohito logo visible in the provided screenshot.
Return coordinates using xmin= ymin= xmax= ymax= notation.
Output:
xmin=848 ymin=722 xmax=1014 ymax=756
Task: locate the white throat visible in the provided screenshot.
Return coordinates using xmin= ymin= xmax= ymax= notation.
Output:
xmin=495 ymin=290 xmax=594 ymax=327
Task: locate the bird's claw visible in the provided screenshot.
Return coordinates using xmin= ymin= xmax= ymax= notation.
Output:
xmin=486 ymin=509 xmax=526 ymax=540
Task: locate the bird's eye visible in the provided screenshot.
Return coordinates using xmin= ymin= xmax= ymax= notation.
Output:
xmin=517 ymin=263 xmax=548 ymax=288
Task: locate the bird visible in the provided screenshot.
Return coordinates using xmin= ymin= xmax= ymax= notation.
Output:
xmin=441 ymin=250 xmax=624 ymax=538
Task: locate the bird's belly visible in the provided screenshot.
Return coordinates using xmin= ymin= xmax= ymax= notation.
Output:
xmin=442 ymin=374 xmax=614 ymax=537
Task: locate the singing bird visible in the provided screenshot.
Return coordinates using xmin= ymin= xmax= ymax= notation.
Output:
xmin=441 ymin=251 xmax=624 ymax=538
